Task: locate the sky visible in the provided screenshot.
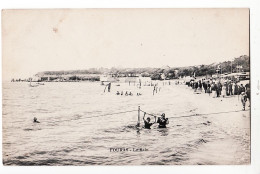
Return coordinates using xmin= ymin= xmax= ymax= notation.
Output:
xmin=2 ymin=9 xmax=249 ymax=80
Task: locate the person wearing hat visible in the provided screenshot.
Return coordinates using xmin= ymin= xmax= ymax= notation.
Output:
xmin=241 ymin=92 xmax=247 ymax=111
xmin=157 ymin=113 xmax=169 ymax=128
xmin=143 ymin=112 xmax=156 ymax=129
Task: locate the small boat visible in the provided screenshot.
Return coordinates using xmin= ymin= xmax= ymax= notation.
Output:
xmin=36 ymin=82 xmax=45 ymax=85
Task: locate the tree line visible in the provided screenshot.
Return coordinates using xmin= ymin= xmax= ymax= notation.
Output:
xmin=35 ymin=55 xmax=249 ymax=80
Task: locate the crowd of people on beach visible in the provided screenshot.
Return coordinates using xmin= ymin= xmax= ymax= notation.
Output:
xmin=187 ymin=79 xmax=250 ymax=110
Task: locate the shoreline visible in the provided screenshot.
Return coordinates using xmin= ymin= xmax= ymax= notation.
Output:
xmin=180 ymin=84 xmax=250 ymax=164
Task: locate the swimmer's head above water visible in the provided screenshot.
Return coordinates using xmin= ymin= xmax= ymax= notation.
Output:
xmin=33 ymin=117 xmax=40 ymax=123
xmin=161 ymin=113 xmax=165 ymax=118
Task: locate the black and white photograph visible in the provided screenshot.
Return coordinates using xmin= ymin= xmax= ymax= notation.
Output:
xmin=2 ymin=8 xmax=251 ymax=166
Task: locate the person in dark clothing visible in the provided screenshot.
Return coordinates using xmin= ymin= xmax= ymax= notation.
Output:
xmin=198 ymin=80 xmax=202 ymax=91
xmin=225 ymin=83 xmax=229 ymax=96
xmin=234 ymin=83 xmax=239 ymax=95
xmin=228 ymin=82 xmax=233 ymax=95
xmin=245 ymin=83 xmax=250 ymax=90
xmin=157 ymin=113 xmax=169 ymax=128
xmin=241 ymin=92 xmax=247 ymax=110
xmin=240 ymin=84 xmax=245 ymax=94
xmin=203 ymin=82 xmax=207 ymax=93
xmin=143 ymin=112 xmax=156 ymax=129
xmin=194 ymin=82 xmax=198 ymax=92
xmin=216 ymin=82 xmax=222 ymax=97
xmin=107 ymin=83 xmax=111 ymax=92
xmin=207 ymin=83 xmax=211 ymax=94
xmin=246 ymin=83 xmax=250 ymax=106
xmin=33 ymin=117 xmax=40 ymax=123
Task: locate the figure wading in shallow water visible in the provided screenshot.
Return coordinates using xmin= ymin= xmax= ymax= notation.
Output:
xmin=143 ymin=112 xmax=156 ymax=129
xmin=157 ymin=113 xmax=169 ymax=128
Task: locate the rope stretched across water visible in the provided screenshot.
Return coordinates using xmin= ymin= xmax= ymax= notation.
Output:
xmin=46 ymin=109 xmax=138 ymax=126
xmin=55 ymin=109 xmax=137 ymax=123
xmin=140 ymin=109 xmax=249 ymax=119
xmin=83 ymin=109 xmax=137 ymax=119
xmin=57 ymin=107 xmax=248 ymax=123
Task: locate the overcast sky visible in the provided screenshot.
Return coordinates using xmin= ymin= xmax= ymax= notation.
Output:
xmin=2 ymin=9 xmax=249 ymax=80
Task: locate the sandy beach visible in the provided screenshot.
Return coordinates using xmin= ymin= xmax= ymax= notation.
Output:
xmin=181 ymin=84 xmax=250 ymax=164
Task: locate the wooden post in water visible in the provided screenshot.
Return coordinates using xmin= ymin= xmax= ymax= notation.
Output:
xmin=137 ymin=106 xmax=140 ymax=127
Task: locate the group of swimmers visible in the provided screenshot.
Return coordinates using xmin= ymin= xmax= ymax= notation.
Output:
xmin=143 ymin=112 xmax=169 ymax=129
xmin=116 ymin=91 xmax=142 ymax=96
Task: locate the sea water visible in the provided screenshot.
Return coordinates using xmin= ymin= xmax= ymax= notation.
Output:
xmin=2 ymin=81 xmax=250 ymax=165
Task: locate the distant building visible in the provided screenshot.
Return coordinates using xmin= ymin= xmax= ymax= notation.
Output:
xmin=174 ymin=69 xmax=179 ymax=78
xmin=100 ymin=74 xmax=119 ymax=82
xmin=160 ymin=73 xmax=166 ymax=80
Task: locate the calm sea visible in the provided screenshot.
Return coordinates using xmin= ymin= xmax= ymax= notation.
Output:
xmin=2 ymin=81 xmax=250 ymax=165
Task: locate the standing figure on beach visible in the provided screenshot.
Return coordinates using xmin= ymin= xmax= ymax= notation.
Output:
xmin=212 ymin=82 xmax=217 ymax=98
xmin=241 ymin=92 xmax=247 ymax=110
xmin=157 ymin=113 xmax=169 ymax=128
xmin=194 ymin=82 xmax=198 ymax=92
xmin=203 ymin=81 xmax=207 ymax=93
xmin=216 ymin=82 xmax=222 ymax=97
xmin=225 ymin=82 xmax=229 ymax=96
xmin=198 ymin=80 xmax=202 ymax=92
xmin=228 ymin=82 xmax=233 ymax=95
xmin=207 ymin=82 xmax=211 ymax=95
xmin=245 ymin=83 xmax=250 ymax=107
xmin=143 ymin=112 xmax=156 ymax=129
xmin=222 ymin=83 xmax=227 ymax=98
xmin=234 ymin=83 xmax=239 ymax=95
xmin=240 ymin=84 xmax=245 ymax=94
